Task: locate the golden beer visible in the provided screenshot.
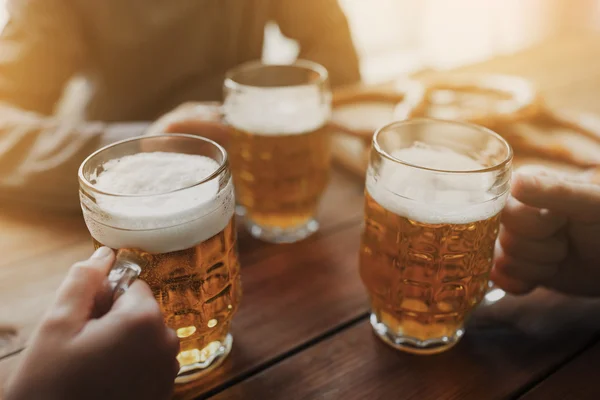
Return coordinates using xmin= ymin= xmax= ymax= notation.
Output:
xmin=360 ymin=192 xmax=499 ymax=346
xmin=224 ymin=60 xmax=331 ymax=243
xmin=360 ymin=119 xmax=512 ymax=354
xmin=79 ymin=134 xmax=241 ymax=382
xmin=92 ymin=217 xmax=241 ymax=377
xmin=229 ymin=126 xmax=331 ymax=229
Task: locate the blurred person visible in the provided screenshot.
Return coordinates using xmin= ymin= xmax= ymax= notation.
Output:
xmin=492 ymin=166 xmax=600 ymax=297
xmin=0 ymin=0 xmax=360 ymax=211
xmin=3 ymin=247 xmax=180 ymax=400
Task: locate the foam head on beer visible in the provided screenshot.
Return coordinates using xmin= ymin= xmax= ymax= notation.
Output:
xmin=82 ymin=152 xmax=234 ymax=253
xmin=367 ymin=143 xmax=507 ymax=224
xmin=224 ymin=86 xmax=330 ymax=135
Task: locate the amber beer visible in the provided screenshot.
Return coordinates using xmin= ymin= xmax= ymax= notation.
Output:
xmin=360 ymin=192 xmax=500 ymax=348
xmin=224 ymin=60 xmax=331 ymax=243
xmin=229 ymin=125 xmax=331 ymax=230
xmin=79 ymin=135 xmax=241 ymax=382
xmin=359 ymin=119 xmax=512 ymax=354
xmin=91 ymin=219 xmax=241 ymax=379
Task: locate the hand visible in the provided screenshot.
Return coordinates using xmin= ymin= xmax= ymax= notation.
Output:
xmin=473 ymin=287 xmax=600 ymax=336
xmin=146 ymin=102 xmax=230 ymax=148
xmin=4 ymin=247 xmax=180 ymax=400
xmin=491 ymin=166 xmax=600 ymax=296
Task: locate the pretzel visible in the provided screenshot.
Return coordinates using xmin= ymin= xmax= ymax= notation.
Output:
xmin=330 ymin=80 xmax=425 ymax=176
xmin=406 ymin=74 xmax=600 ymax=167
xmin=331 ymin=80 xmax=425 ymax=142
xmin=330 ymin=133 xmax=370 ymax=178
xmin=588 ymin=167 xmax=600 ymax=185
xmin=330 ymin=74 xmax=600 ymax=178
xmin=405 ymin=74 xmax=542 ymax=125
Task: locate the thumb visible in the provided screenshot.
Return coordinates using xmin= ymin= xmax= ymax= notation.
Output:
xmin=43 ymin=247 xmax=115 ymax=336
xmin=511 ymin=166 xmax=600 ymax=221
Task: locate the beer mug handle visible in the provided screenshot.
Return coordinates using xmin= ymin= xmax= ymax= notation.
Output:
xmin=107 ymin=249 xmax=148 ymax=301
xmin=483 ymin=281 xmax=506 ymax=306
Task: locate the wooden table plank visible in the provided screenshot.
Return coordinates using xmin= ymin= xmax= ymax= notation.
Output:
xmin=211 ymin=320 xmax=598 ymax=400
xmin=0 ymin=240 xmax=91 ymax=358
xmin=519 ymin=341 xmax=600 ymax=400
xmin=0 ymin=208 xmax=87 ymax=268
xmin=237 ymin=168 xmax=364 ymax=261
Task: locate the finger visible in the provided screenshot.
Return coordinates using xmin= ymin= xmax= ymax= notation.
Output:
xmin=111 ymin=279 xmax=158 ymax=315
xmin=501 ymin=196 xmax=566 ymax=239
xmin=44 ymin=247 xmax=115 ymax=335
xmin=173 ymin=358 xmax=181 ymax=379
xmin=490 ymin=267 xmax=536 ymax=295
xmin=512 ymin=166 xmax=600 ymax=221
xmin=166 ymin=327 xmax=180 ymax=357
xmin=498 ymin=226 xmax=568 ymax=264
xmin=494 ymin=242 xmax=560 ymax=284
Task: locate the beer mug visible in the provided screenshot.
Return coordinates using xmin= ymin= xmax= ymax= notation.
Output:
xmin=225 ymin=60 xmax=332 ymax=243
xmin=78 ymin=134 xmax=241 ymax=382
xmin=359 ymin=119 xmax=512 ymax=354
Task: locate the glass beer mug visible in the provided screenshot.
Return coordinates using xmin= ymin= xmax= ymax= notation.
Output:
xmin=359 ymin=119 xmax=512 ymax=354
xmin=78 ymin=134 xmax=242 ymax=382
xmin=224 ymin=60 xmax=332 ymax=243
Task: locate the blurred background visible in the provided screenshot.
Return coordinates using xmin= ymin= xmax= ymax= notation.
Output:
xmin=0 ymin=0 xmax=598 ymax=84
xmin=0 ymin=0 xmax=599 ymax=116
xmin=264 ymin=0 xmax=600 ymax=83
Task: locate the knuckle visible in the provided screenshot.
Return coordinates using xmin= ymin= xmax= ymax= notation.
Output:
xmin=40 ymin=307 xmax=72 ymax=333
xmin=548 ymin=181 xmax=572 ymax=199
xmin=498 ymin=230 xmax=519 ymax=255
xmin=70 ymin=261 xmax=106 ymax=282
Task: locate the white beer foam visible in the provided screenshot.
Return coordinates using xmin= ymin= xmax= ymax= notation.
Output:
xmin=82 ymin=152 xmax=234 ymax=254
xmin=224 ymin=86 xmax=329 ymax=135
xmin=367 ymin=144 xmax=507 ymax=224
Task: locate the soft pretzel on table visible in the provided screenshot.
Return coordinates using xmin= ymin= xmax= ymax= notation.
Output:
xmin=331 ymin=80 xmax=425 ymax=142
xmin=330 ymin=80 xmax=425 ymax=176
xmin=589 ymin=167 xmax=600 ymax=184
xmin=406 ymin=73 xmax=542 ymax=125
xmin=330 ymin=74 xmax=600 ymax=178
xmin=404 ymin=74 xmax=600 ymax=168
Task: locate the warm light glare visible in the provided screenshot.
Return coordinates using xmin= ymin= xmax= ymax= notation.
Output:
xmin=0 ymin=0 xmax=7 ymax=32
xmin=207 ymin=318 xmax=218 ymax=328
xmin=176 ymin=326 xmax=197 ymax=338
xmin=485 ymin=288 xmax=507 ymax=303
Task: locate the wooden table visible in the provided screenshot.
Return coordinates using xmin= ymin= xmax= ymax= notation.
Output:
xmin=2 ymin=33 xmax=600 ymax=399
